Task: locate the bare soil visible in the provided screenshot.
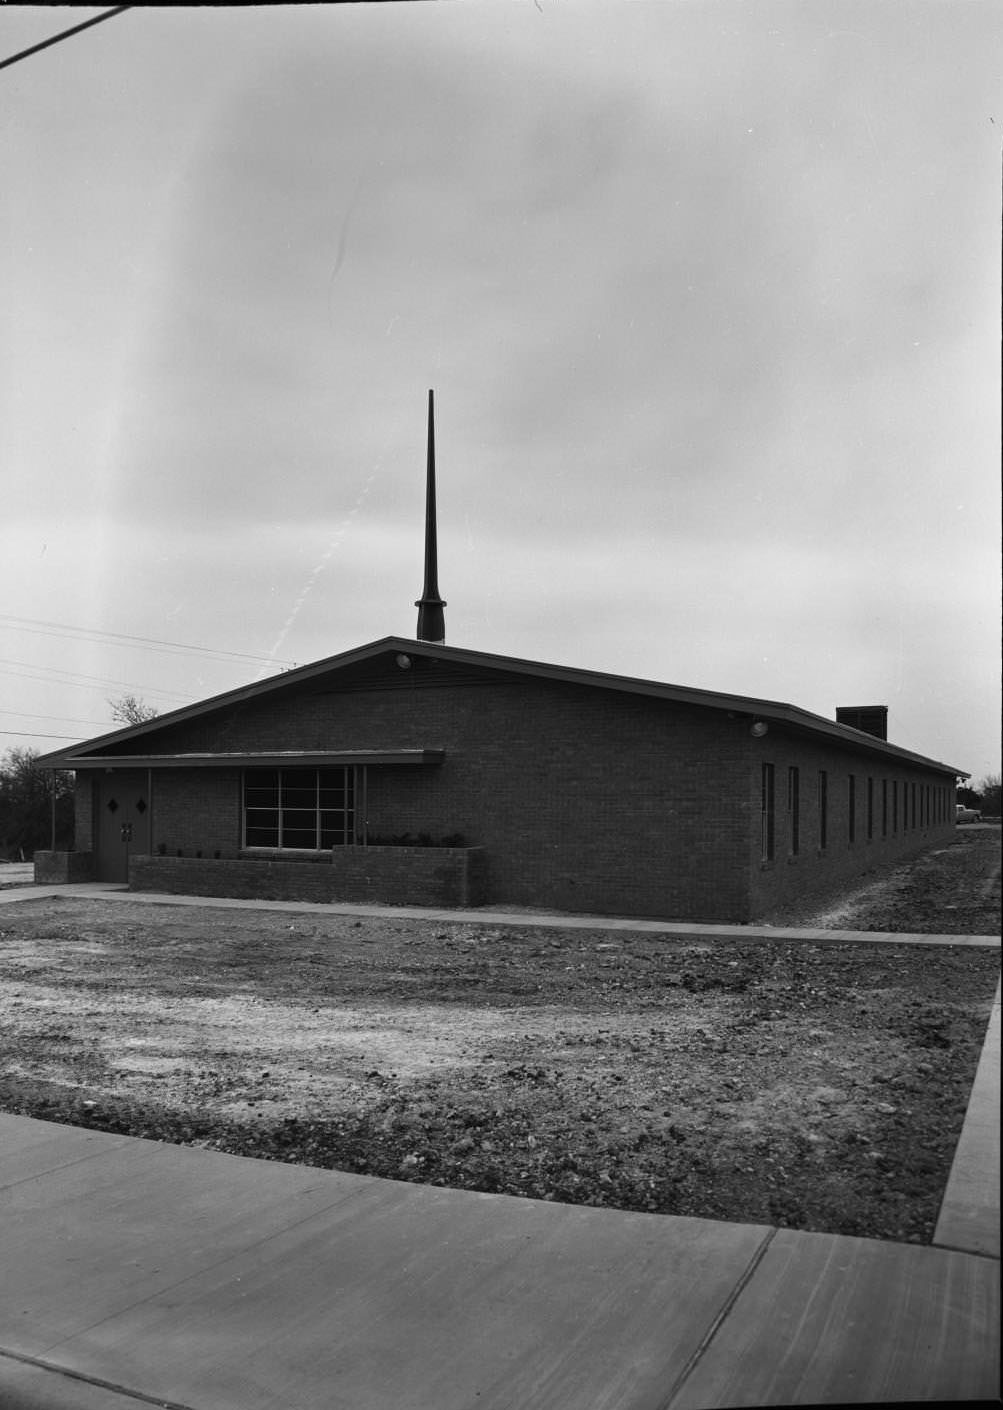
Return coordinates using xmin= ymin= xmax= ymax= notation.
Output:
xmin=0 ymin=831 xmax=998 ymax=1242
xmin=772 ymin=825 xmax=1002 ymax=935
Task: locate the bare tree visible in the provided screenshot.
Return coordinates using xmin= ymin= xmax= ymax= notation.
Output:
xmin=0 ymin=748 xmax=74 ymax=858
xmin=108 ymin=694 xmax=159 ymax=726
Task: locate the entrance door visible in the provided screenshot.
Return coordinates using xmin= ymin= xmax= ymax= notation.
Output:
xmin=94 ymin=772 xmax=151 ymax=882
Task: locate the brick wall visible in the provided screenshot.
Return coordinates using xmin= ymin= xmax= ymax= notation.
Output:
xmin=128 ymin=672 xmax=753 ymax=920
xmin=148 ymin=768 xmax=242 ymax=860
xmin=745 ymin=733 xmax=956 ymax=919
xmin=74 ymin=775 xmax=94 ymax=851
xmin=81 ymin=655 xmax=958 ymax=922
xmin=129 ymin=847 xmax=487 ymax=908
xmin=34 ymin=850 xmax=94 ymax=883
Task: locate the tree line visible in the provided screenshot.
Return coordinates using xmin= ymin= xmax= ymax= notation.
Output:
xmin=0 ymin=696 xmax=158 ymax=860
xmin=0 ymin=749 xmax=74 ymax=860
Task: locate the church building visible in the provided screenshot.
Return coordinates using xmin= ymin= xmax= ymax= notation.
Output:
xmin=36 ymin=394 xmax=964 ymax=923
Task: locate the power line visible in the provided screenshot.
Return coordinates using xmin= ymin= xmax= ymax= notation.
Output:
xmin=0 ymin=6 xmax=130 ymax=74
xmin=0 ymin=730 xmax=84 ymax=741
xmin=0 ymin=660 xmax=191 ymax=702
xmin=0 ymin=615 xmax=296 ymax=668
xmin=0 ymin=710 xmax=115 ymax=729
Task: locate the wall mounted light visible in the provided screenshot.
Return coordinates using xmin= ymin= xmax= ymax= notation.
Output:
xmin=750 ymin=720 xmax=769 ymax=738
xmin=395 ymin=654 xmax=412 ymax=670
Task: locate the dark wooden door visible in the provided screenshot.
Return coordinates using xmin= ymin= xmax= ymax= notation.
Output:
xmin=94 ymin=772 xmax=151 ymax=882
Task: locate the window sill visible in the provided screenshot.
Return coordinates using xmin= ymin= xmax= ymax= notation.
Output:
xmin=240 ymin=847 xmax=334 ymax=859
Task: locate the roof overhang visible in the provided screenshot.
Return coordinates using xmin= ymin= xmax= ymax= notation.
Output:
xmin=34 ymin=635 xmax=967 ymax=780
xmin=61 ymin=750 xmax=445 ymax=771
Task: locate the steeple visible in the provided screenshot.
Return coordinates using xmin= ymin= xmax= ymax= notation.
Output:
xmin=415 ymin=389 xmax=446 ymax=644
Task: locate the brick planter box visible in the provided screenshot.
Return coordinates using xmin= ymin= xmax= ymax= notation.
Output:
xmin=33 ymin=851 xmax=95 ymax=884
xmin=128 ymin=847 xmax=488 ymax=909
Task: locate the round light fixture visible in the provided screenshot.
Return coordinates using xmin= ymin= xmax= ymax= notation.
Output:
xmin=395 ymin=654 xmax=412 ymax=670
xmin=750 ymin=720 xmax=769 ymax=738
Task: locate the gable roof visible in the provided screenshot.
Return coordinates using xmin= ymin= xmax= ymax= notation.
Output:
xmin=36 ymin=635 xmax=966 ymax=777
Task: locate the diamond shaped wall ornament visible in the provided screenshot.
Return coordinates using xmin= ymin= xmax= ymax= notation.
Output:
xmin=107 ymin=799 xmax=119 ymax=813
xmin=136 ymin=799 xmax=147 ymax=814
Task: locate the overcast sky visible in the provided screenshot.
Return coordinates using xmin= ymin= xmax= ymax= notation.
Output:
xmin=2 ymin=2 xmax=1000 ymax=783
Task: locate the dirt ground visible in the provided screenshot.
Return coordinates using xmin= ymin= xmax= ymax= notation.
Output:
xmin=772 ymin=824 xmax=1001 ymax=935
xmin=0 ymin=830 xmax=998 ymax=1242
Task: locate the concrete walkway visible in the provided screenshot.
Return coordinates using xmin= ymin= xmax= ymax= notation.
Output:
xmin=3 ymin=880 xmax=1000 ymax=948
xmin=0 ymin=1103 xmax=998 ymax=1410
xmin=0 ymin=887 xmax=998 ymax=1407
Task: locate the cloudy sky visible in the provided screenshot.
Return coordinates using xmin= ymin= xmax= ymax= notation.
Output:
xmin=2 ymin=2 xmax=1000 ymax=783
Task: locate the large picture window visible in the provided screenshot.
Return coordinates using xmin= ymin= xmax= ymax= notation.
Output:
xmin=243 ymin=767 xmax=355 ymax=849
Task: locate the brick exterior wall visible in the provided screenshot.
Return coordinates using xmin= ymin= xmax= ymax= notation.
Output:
xmin=74 ymin=775 xmax=94 ymax=851
xmin=34 ymin=850 xmax=94 ymax=883
xmin=745 ymin=734 xmax=956 ymax=919
xmin=129 ymin=847 xmax=487 ymax=908
xmin=124 ymin=672 xmax=753 ymax=920
xmin=75 ymin=654 xmax=959 ymax=922
xmin=147 ymin=768 xmax=242 ymax=860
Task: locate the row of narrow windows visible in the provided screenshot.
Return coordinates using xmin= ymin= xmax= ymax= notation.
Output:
xmin=238 ymin=765 xmax=953 ymax=860
xmin=761 ymin=766 xmax=952 ymax=863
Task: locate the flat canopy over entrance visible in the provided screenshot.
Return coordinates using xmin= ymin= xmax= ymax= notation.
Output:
xmin=65 ymin=750 xmax=445 ymax=770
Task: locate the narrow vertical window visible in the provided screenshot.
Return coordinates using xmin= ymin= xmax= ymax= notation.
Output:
xmin=882 ymin=779 xmax=888 ymax=837
xmin=848 ymin=774 xmax=856 ymax=843
xmin=892 ymin=781 xmax=898 ymax=834
xmin=818 ymin=770 xmax=828 ymax=851
xmin=761 ymin=762 xmax=775 ymax=862
xmin=787 ymin=766 xmax=800 ymax=857
xmin=867 ymin=777 xmax=874 ymax=840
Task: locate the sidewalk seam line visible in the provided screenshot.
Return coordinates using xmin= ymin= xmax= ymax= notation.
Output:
xmin=928 ymin=1240 xmax=1000 ymax=1260
xmin=0 ymin=1138 xmax=136 ymax=1193
xmin=655 ymin=1225 xmax=778 ymax=1410
xmin=0 ymin=1346 xmax=199 ymax=1410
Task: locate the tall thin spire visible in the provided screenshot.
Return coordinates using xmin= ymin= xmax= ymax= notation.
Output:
xmin=415 ymin=389 xmax=446 ymax=644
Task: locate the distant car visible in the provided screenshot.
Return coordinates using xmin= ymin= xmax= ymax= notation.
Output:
xmin=956 ymin=804 xmax=982 ymax=824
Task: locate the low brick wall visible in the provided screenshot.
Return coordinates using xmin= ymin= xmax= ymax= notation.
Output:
xmin=33 ymin=851 xmax=95 ymax=884
xmin=128 ymin=847 xmax=488 ymax=908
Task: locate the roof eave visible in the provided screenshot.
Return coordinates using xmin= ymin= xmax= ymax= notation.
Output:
xmin=34 ymin=635 xmax=967 ymax=779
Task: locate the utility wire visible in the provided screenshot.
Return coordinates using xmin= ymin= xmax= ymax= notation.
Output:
xmin=0 ymin=615 xmax=296 ymax=668
xmin=0 ymin=6 xmax=130 ymax=73
xmin=0 ymin=709 xmax=116 ymax=729
xmin=0 ymin=730 xmax=87 ymax=741
xmin=0 ymin=660 xmax=191 ymax=702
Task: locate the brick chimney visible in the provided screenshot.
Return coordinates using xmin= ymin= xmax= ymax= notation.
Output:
xmin=836 ymin=705 xmax=888 ymax=740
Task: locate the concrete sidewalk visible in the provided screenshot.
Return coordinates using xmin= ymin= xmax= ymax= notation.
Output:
xmin=2 ymin=880 xmax=1000 ymax=948
xmin=0 ymin=887 xmax=998 ymax=1407
xmin=0 ymin=1103 xmax=998 ymax=1410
